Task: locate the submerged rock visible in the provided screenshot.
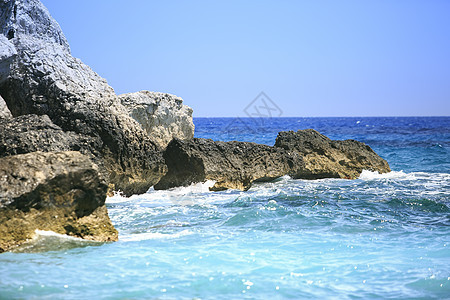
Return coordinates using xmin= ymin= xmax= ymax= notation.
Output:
xmin=119 ymin=91 xmax=194 ymax=148
xmin=0 ymin=0 xmax=167 ymax=195
xmin=155 ymin=138 xmax=305 ymax=191
xmin=274 ymin=129 xmax=391 ymax=179
xmin=0 ymin=151 xmax=118 ymax=253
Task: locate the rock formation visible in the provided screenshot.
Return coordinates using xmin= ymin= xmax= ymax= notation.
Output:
xmin=0 ymin=0 xmax=180 ymax=196
xmin=0 ymin=0 xmax=393 ymax=252
xmin=274 ymin=129 xmax=391 ymax=179
xmin=0 ymin=114 xmax=98 ymax=157
xmin=154 ymin=138 xmax=305 ymax=191
xmin=0 ymin=33 xmax=17 ymax=84
xmin=0 ymin=94 xmax=11 ymax=119
xmin=0 ymin=151 xmax=118 ymax=253
xmin=155 ymin=131 xmax=391 ymax=191
xmin=120 ymin=91 xmax=194 ymax=148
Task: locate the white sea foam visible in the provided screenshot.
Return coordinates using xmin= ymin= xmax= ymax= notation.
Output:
xmin=120 ymin=229 xmax=193 ymax=242
xmin=34 ymin=230 xmax=86 ymax=241
xmin=107 ymin=180 xmax=243 ymax=210
xmin=359 ymin=170 xmax=450 ymax=183
xmin=359 ymin=170 xmax=408 ymax=180
xmin=168 ymin=180 xmax=217 ymax=194
xmin=106 ymin=180 xmax=217 ymax=205
xmin=105 ymin=191 xmax=132 ymax=204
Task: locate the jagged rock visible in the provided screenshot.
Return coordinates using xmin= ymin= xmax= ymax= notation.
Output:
xmin=0 ymin=114 xmax=100 ymax=157
xmin=119 ymin=91 xmax=194 ymax=148
xmin=154 ymin=138 xmax=305 ymax=191
xmin=0 ymin=94 xmax=11 ymax=119
xmin=0 ymin=151 xmax=118 ymax=253
xmin=0 ymin=0 xmax=167 ymax=195
xmin=274 ymin=129 xmax=391 ymax=179
xmin=0 ymin=34 xmax=16 ymax=84
xmin=0 ymin=0 xmax=69 ymax=49
xmin=0 ymin=113 xmax=116 ymax=185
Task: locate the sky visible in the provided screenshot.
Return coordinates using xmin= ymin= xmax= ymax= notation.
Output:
xmin=41 ymin=0 xmax=450 ymax=117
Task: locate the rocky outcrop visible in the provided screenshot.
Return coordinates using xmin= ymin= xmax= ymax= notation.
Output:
xmin=119 ymin=91 xmax=194 ymax=148
xmin=0 ymin=151 xmax=118 ymax=253
xmin=0 ymin=114 xmax=99 ymax=157
xmin=154 ymin=130 xmax=391 ymax=191
xmin=0 ymin=34 xmax=16 ymax=85
xmin=0 ymin=0 xmax=390 ymax=195
xmin=154 ymin=138 xmax=305 ymax=191
xmin=0 ymin=94 xmax=11 ymax=119
xmin=0 ymin=0 xmax=69 ymax=49
xmin=274 ymin=129 xmax=391 ymax=179
xmin=0 ymin=0 xmax=168 ymax=195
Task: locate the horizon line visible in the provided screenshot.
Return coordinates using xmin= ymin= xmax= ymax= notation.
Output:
xmin=193 ymin=115 xmax=450 ymax=118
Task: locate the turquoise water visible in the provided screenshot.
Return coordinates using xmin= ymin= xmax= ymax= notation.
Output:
xmin=1 ymin=117 xmax=449 ymax=299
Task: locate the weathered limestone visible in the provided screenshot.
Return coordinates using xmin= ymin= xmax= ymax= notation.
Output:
xmin=155 ymin=138 xmax=305 ymax=191
xmin=120 ymin=91 xmax=194 ymax=148
xmin=155 ymin=129 xmax=391 ymax=191
xmin=0 ymin=0 xmax=168 ymax=196
xmin=0 ymin=151 xmax=118 ymax=253
xmin=0 ymin=0 xmax=393 ymax=253
xmin=0 ymin=34 xmax=16 ymax=84
xmin=0 ymin=114 xmax=98 ymax=157
xmin=0 ymin=94 xmax=11 ymax=119
xmin=274 ymin=129 xmax=391 ymax=179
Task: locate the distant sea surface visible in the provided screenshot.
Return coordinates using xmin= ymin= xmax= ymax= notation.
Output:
xmin=1 ymin=117 xmax=449 ymax=299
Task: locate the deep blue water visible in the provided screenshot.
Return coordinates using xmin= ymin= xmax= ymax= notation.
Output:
xmin=0 ymin=117 xmax=449 ymax=299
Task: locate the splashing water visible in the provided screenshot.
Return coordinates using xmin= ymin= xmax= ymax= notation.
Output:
xmin=1 ymin=117 xmax=449 ymax=299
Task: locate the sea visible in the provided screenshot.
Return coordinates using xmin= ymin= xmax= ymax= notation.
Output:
xmin=0 ymin=117 xmax=449 ymax=299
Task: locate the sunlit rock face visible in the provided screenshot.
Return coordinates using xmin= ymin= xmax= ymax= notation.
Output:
xmin=275 ymin=129 xmax=391 ymax=179
xmin=0 ymin=151 xmax=118 ymax=253
xmin=120 ymin=91 xmax=194 ymax=148
xmin=0 ymin=0 xmax=168 ymax=196
xmin=154 ymin=138 xmax=306 ymax=191
xmin=0 ymin=94 xmax=11 ymax=119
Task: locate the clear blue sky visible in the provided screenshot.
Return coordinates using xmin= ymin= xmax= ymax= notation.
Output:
xmin=41 ymin=0 xmax=450 ymax=117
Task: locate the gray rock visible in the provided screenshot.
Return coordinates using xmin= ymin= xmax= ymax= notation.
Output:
xmin=0 ymin=34 xmax=16 ymax=84
xmin=0 ymin=151 xmax=118 ymax=253
xmin=0 ymin=0 xmax=69 ymax=49
xmin=274 ymin=129 xmax=391 ymax=179
xmin=0 ymin=94 xmax=11 ymax=119
xmin=0 ymin=0 xmax=167 ymax=195
xmin=120 ymin=91 xmax=194 ymax=148
xmin=154 ymin=138 xmax=305 ymax=191
xmin=0 ymin=0 xmax=113 ymax=103
xmin=0 ymin=114 xmax=99 ymax=157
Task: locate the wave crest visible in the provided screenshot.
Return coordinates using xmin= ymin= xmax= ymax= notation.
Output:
xmin=359 ymin=170 xmax=407 ymax=180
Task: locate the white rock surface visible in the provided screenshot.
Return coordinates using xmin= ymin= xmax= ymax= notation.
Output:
xmin=0 ymin=0 xmax=116 ymax=107
xmin=119 ymin=91 xmax=194 ymax=147
xmin=0 ymin=34 xmax=16 ymax=84
xmin=0 ymin=94 xmax=11 ymax=119
xmin=0 ymin=0 xmax=69 ymax=49
xmin=14 ymin=36 xmax=116 ymax=100
xmin=0 ymin=0 xmax=195 ymax=195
